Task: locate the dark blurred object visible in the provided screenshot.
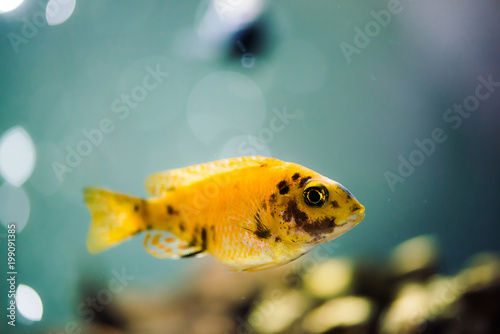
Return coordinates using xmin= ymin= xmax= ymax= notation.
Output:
xmin=179 ymin=0 xmax=270 ymax=68
xmin=228 ymin=18 xmax=269 ymax=68
xmin=56 ymin=236 xmax=499 ymax=334
xmin=79 ymin=284 xmax=128 ymax=333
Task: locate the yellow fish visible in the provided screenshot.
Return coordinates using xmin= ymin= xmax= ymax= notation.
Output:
xmin=84 ymin=156 xmax=365 ymax=271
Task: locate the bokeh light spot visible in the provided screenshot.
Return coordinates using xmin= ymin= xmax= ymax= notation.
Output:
xmin=303 ymin=296 xmax=373 ymax=333
xmin=16 ymin=284 xmax=43 ymax=321
xmin=390 ymin=235 xmax=438 ymax=275
xmin=303 ymin=258 xmax=354 ymax=298
xmin=46 ymin=0 xmax=76 ymax=26
xmin=0 ymin=183 xmax=30 ymax=232
xmin=0 ymin=0 xmax=24 ymax=13
xmin=0 ymin=126 xmax=36 ymax=187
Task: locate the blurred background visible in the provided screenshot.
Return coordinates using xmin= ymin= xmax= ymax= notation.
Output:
xmin=1 ymin=0 xmax=499 ymax=333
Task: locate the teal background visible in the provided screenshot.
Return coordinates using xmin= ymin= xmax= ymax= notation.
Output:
xmin=1 ymin=0 xmax=499 ymax=332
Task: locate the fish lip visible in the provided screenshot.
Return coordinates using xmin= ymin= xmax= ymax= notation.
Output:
xmin=332 ymin=213 xmax=365 ymax=229
xmin=346 ymin=213 xmax=365 ymax=224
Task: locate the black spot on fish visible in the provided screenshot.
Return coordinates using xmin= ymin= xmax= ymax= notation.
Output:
xmin=260 ymin=163 xmax=267 ymax=167
xmin=299 ymin=176 xmax=312 ymax=188
xmin=274 ymin=236 xmax=281 ymax=243
xmin=139 ymin=199 xmax=150 ymax=221
xmin=134 ymin=204 xmax=140 ymax=212
xmin=189 ymin=228 xmax=199 ymax=246
xmin=331 ymin=200 xmax=340 ymax=208
xmin=254 ymin=211 xmax=271 ymax=239
xmin=201 ymin=227 xmax=207 ymax=251
xmin=269 ymin=193 xmax=277 ymax=205
xmin=167 ymin=205 xmax=178 ymax=215
xmin=179 ymin=222 xmax=185 ymax=232
xmin=303 ymin=216 xmax=336 ymax=235
xmin=292 ymin=173 xmax=300 ymax=181
xmin=351 ymin=204 xmax=361 ymax=213
xmin=278 ymin=180 xmax=289 ymax=195
xmin=283 ymin=200 xmax=309 ymax=228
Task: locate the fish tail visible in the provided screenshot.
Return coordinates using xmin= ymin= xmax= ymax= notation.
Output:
xmin=84 ymin=187 xmax=148 ymax=254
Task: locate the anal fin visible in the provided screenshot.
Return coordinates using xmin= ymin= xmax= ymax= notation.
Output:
xmin=143 ymin=231 xmax=206 ymax=259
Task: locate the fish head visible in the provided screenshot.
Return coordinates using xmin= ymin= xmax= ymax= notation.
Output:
xmin=275 ymin=171 xmax=365 ymax=247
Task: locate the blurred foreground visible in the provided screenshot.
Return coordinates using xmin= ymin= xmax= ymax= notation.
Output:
xmin=53 ymin=235 xmax=499 ymax=334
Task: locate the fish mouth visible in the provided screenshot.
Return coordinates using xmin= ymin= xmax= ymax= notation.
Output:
xmin=345 ymin=213 xmax=365 ymax=225
xmin=335 ymin=213 xmax=364 ymax=233
xmin=332 ymin=216 xmax=362 ymax=237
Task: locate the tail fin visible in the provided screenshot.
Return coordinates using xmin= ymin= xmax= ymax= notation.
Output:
xmin=83 ymin=187 xmax=147 ymax=254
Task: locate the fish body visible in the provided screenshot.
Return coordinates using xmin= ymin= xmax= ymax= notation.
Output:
xmin=84 ymin=157 xmax=365 ymax=271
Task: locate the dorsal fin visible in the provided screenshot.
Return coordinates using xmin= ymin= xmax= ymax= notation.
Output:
xmin=145 ymin=156 xmax=280 ymax=196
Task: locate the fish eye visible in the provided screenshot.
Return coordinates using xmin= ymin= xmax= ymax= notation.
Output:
xmin=303 ymin=183 xmax=329 ymax=207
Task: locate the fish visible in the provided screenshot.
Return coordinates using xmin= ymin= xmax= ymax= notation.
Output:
xmin=83 ymin=156 xmax=365 ymax=272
